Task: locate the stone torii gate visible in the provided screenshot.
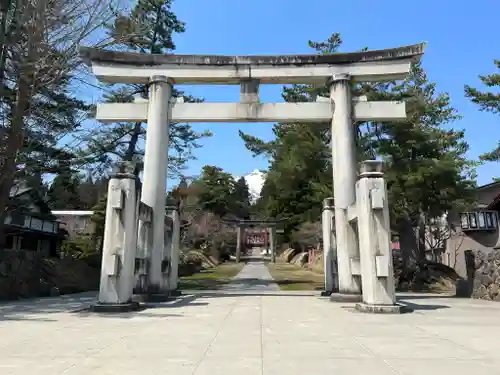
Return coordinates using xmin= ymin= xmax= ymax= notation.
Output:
xmin=81 ymin=42 xmax=424 ymax=313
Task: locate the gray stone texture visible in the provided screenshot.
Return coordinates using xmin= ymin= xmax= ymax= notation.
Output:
xmin=223 ymin=250 xmax=280 ymax=292
xmin=1 ymin=291 xmax=500 ymax=374
xmin=471 ymin=249 xmax=500 ymax=301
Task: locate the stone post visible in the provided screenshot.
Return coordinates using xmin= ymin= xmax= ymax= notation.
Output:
xmin=167 ymin=203 xmax=181 ymax=295
xmin=140 ymin=75 xmax=171 ymax=297
xmin=321 ymin=197 xmax=337 ymax=296
xmin=236 ymin=226 xmax=242 ymax=263
xmin=329 ymin=73 xmax=362 ymax=301
xmin=163 ymin=219 xmax=173 ymax=282
xmin=270 ymin=227 xmax=276 ymax=263
xmin=264 ymin=229 xmax=269 ymax=255
xmin=354 ymin=161 xmax=399 ymax=314
xmin=92 ymin=163 xmax=140 ymax=312
xmin=135 ymin=201 xmax=152 ymax=294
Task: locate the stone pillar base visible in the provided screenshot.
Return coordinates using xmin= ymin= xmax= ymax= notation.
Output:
xmin=90 ymin=301 xmax=141 ymax=313
xmin=330 ymin=293 xmax=362 ymax=303
xmin=354 ymin=303 xmax=403 ymax=314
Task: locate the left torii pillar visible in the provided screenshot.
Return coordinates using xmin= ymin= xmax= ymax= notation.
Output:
xmin=91 ymin=162 xmax=140 ymax=312
xmin=141 ymin=75 xmax=172 ymax=300
xmin=236 ymin=225 xmax=243 ymax=263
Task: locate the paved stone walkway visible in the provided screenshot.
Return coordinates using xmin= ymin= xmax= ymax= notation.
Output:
xmin=1 ymin=269 xmax=500 ymax=374
xmin=223 ymin=250 xmax=279 ymax=292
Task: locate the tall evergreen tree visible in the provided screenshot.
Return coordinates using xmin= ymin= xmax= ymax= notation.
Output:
xmin=231 ymin=177 xmax=252 ymax=219
xmin=47 ymin=169 xmax=85 ymax=210
xmin=78 ymin=0 xmax=211 ymax=177
xmin=197 ymin=165 xmax=235 ymax=218
xmin=465 ymin=59 xmax=500 ymax=162
xmin=78 ymin=171 xmax=100 ymax=210
xmin=242 ymin=33 xmax=476 ymax=262
xmin=365 ymin=62 xmax=477 ymax=270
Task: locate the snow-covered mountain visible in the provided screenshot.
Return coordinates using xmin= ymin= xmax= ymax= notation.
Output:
xmin=236 ymin=169 xmax=266 ymax=203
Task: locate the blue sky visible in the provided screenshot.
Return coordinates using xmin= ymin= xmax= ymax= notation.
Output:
xmin=86 ymin=0 xmax=499 ymax=186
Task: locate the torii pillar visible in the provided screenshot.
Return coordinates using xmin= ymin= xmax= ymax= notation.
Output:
xmin=329 ymin=73 xmax=362 ymax=302
xmin=236 ymin=225 xmax=243 ymax=263
xmin=140 ymin=75 xmax=172 ymax=298
xmin=269 ymin=227 xmax=276 ymax=263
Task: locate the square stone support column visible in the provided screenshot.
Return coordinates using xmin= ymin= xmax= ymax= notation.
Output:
xmin=163 ymin=224 xmax=173 ymax=278
xmin=321 ymin=197 xmax=338 ymax=296
xmin=354 ymin=161 xmax=399 ymax=314
xmin=236 ymin=226 xmax=242 ymax=263
xmin=134 ymin=202 xmax=152 ymax=294
xmin=167 ymin=204 xmax=181 ymax=294
xmin=140 ymin=75 xmax=172 ymax=295
xmin=269 ymin=227 xmax=276 ymax=263
xmin=329 ymin=74 xmax=362 ymax=300
xmin=93 ymin=163 xmax=140 ymax=312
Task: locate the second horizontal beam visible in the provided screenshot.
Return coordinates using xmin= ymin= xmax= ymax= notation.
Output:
xmin=96 ymin=102 xmax=406 ymax=123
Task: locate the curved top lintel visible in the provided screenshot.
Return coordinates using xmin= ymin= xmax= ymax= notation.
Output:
xmin=80 ymin=42 xmax=426 ymax=68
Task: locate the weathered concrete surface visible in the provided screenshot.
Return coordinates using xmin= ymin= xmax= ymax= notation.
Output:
xmin=222 ymin=257 xmax=280 ymax=292
xmin=1 ymin=291 xmax=500 ymax=374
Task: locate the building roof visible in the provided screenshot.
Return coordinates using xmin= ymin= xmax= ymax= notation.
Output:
xmin=476 ymin=180 xmax=500 ymax=191
xmin=9 ymin=181 xmax=32 ymax=198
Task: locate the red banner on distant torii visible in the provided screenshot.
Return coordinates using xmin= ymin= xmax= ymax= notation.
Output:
xmin=245 ymin=229 xmax=268 ymax=246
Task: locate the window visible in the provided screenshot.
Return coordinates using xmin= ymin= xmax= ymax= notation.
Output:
xmin=460 ymin=211 xmax=498 ymax=231
xmin=42 ymin=221 xmax=55 ymax=233
xmin=30 ymin=218 xmax=43 ymax=231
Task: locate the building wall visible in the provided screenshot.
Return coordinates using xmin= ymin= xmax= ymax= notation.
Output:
xmin=51 ymin=211 xmax=95 ymax=238
xmin=440 ymin=183 xmax=500 ymax=277
xmin=444 ymin=227 xmax=500 ymax=277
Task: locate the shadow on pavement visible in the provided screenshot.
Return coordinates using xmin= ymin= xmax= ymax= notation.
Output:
xmin=183 ymin=291 xmax=318 ymax=298
xmin=0 ymin=292 xmax=97 ymax=322
xmin=396 ymin=293 xmax=458 ymax=300
xmin=396 ymin=295 xmax=453 ymax=313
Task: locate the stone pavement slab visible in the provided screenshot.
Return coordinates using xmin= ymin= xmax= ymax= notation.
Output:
xmin=222 ymin=258 xmax=280 ymax=292
xmin=1 ymin=292 xmax=500 ymax=375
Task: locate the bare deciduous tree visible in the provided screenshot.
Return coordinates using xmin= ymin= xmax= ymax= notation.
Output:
xmin=0 ymin=0 xmax=122 ymax=248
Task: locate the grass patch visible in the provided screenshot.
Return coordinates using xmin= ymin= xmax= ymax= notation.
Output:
xmin=266 ymin=262 xmax=325 ymax=291
xmin=179 ymin=261 xmax=245 ymax=290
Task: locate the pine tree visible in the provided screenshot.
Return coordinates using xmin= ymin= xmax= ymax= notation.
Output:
xmin=366 ymin=62 xmax=477 ymax=272
xmin=47 ymin=169 xmax=84 ymax=210
xmin=78 ymin=0 xmax=211 ymax=177
xmin=78 ymin=171 xmax=100 ymax=210
xmin=231 ymin=177 xmax=251 ymax=219
xmin=197 ymin=165 xmax=235 ymax=218
xmin=465 ymin=59 xmax=500 ymax=162
xmin=242 ymin=33 xmax=476 ymax=262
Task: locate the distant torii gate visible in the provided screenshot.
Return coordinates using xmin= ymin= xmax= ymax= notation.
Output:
xmin=222 ymin=219 xmax=286 ymax=263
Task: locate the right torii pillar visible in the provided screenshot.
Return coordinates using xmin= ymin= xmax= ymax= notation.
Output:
xmin=269 ymin=227 xmax=276 ymax=263
xmin=328 ymin=73 xmax=399 ymax=312
xmin=329 ymin=73 xmax=362 ymax=302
